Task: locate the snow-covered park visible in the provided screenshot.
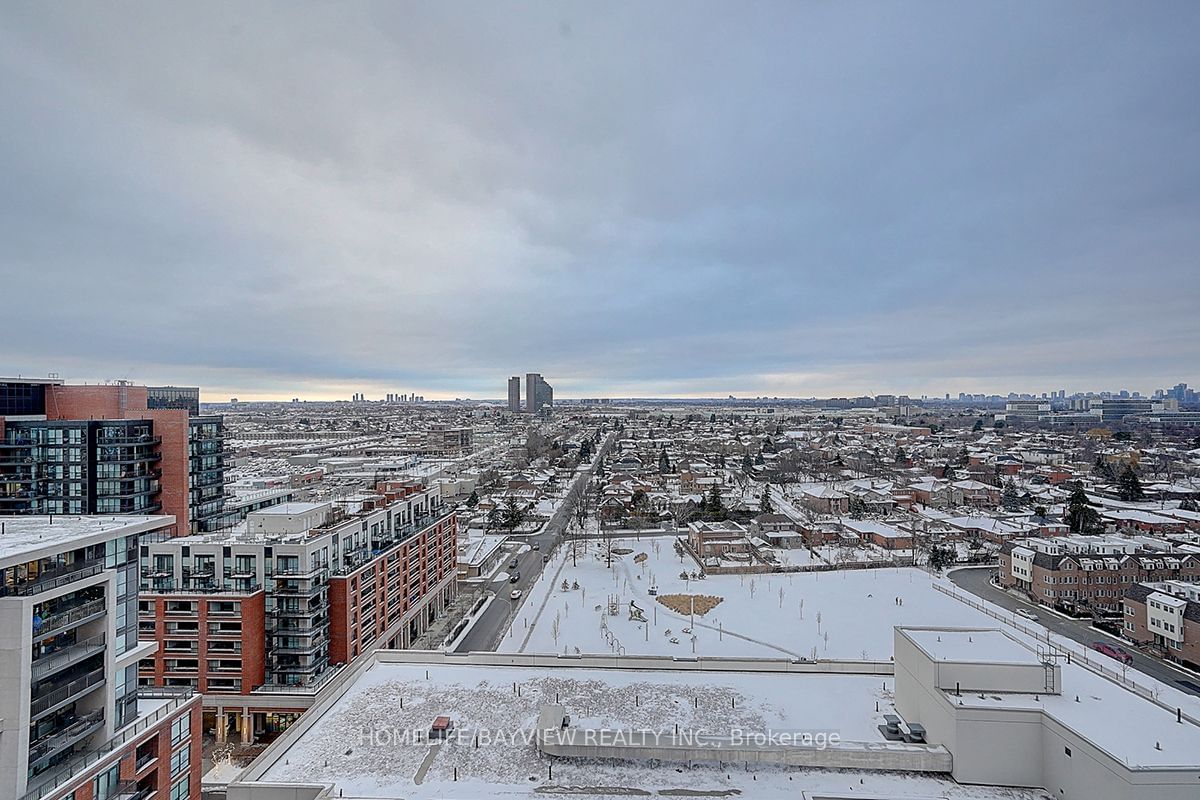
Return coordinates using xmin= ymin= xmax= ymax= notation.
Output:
xmin=499 ymin=536 xmax=999 ymax=660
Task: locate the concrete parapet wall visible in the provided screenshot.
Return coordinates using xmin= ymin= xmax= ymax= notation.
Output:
xmin=376 ymin=648 xmax=895 ymax=675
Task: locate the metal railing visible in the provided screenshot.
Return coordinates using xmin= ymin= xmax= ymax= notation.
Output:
xmin=34 ymin=599 xmax=106 ymax=640
xmin=30 ymin=667 xmax=106 ymax=719
xmin=21 ymin=688 xmax=194 ymax=800
xmin=32 ymin=633 xmax=106 ymax=679
xmin=1 ymin=561 xmax=104 ymax=598
xmin=28 ymin=710 xmax=105 ymax=766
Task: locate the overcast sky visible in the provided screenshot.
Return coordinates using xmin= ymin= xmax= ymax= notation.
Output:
xmin=2 ymin=3 xmax=1197 ymax=401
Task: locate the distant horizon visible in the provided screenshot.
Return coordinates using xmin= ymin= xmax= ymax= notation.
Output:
xmin=7 ymin=370 xmax=1193 ymax=405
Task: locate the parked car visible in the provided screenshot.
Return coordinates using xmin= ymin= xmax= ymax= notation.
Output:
xmin=510 ymin=589 xmax=523 ymax=600
xmin=1092 ymin=641 xmax=1134 ymax=665
xmin=1015 ymin=608 xmax=1038 ymax=621
xmin=509 ymin=571 xmax=521 ymax=583
xmin=542 ymin=554 xmax=550 ymax=564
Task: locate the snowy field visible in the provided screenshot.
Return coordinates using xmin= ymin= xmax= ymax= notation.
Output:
xmin=258 ymin=660 xmax=1045 ymax=800
xmin=499 ymin=537 xmax=998 ymax=660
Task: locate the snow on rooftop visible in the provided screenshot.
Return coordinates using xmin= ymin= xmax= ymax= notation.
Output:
xmin=0 ymin=515 xmax=166 ymax=565
xmin=905 ymin=628 xmax=1038 ymax=665
xmin=254 ymin=658 xmax=1043 ymax=799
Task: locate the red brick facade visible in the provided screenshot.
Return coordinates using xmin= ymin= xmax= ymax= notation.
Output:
xmin=329 ymin=512 xmax=458 ymax=662
xmin=139 ymin=590 xmax=267 ymax=694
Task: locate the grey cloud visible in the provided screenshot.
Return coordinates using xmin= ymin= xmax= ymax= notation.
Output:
xmin=1 ymin=2 xmax=1198 ymax=398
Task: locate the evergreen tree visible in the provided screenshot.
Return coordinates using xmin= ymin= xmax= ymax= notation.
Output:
xmin=705 ymin=484 xmax=725 ymax=520
xmin=742 ymin=453 xmax=754 ymax=473
xmin=972 ymin=419 xmax=984 ymax=432
xmin=759 ymin=486 xmax=774 ymax=514
xmin=1001 ymin=479 xmax=1020 ymax=510
xmin=1065 ymin=483 xmax=1101 ymax=534
xmin=754 ymin=452 xmax=765 ymax=466
xmin=503 ymin=498 xmax=526 ymax=532
xmin=894 ymin=446 xmax=907 ymax=464
xmin=928 ymin=545 xmax=954 ymax=570
xmin=486 ymin=506 xmax=503 ymax=531
xmin=466 ymin=490 xmax=479 ymax=508
xmin=956 ymin=446 xmax=969 ymax=467
xmin=659 ymin=447 xmax=672 ymax=474
xmin=1117 ymin=465 xmax=1144 ymax=502
xmin=1092 ymin=455 xmax=1115 ymax=481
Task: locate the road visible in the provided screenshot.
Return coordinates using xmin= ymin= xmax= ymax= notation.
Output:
xmin=453 ymin=431 xmax=617 ymax=652
xmin=949 ymin=566 xmax=1200 ymax=698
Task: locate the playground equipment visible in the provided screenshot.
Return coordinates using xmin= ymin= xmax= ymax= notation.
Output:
xmin=628 ymin=600 xmax=647 ymax=623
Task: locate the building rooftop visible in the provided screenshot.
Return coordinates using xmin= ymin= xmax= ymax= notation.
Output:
xmin=238 ymin=652 xmax=1041 ymax=800
xmin=0 ymin=515 xmax=173 ymax=567
xmin=904 ymin=627 xmax=1041 ymax=665
xmin=902 ymin=627 xmax=1200 ymax=769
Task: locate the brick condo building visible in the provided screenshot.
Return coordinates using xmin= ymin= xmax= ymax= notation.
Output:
xmin=0 ymin=378 xmax=228 ymax=533
xmin=998 ymin=536 xmax=1200 ymax=614
xmin=137 ymin=480 xmax=456 ymax=741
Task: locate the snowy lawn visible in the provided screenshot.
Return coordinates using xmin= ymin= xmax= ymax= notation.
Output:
xmin=500 ymin=537 xmax=999 ymax=660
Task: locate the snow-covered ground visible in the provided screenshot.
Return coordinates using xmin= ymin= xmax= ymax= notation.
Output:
xmin=257 ymin=660 xmax=1045 ymax=800
xmin=499 ymin=537 xmax=999 ymax=660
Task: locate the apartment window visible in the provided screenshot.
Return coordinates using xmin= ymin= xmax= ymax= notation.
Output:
xmin=170 ymin=777 xmax=190 ymax=800
xmin=93 ymin=765 xmax=121 ymax=800
xmin=171 ymin=711 xmax=191 ymax=746
xmin=170 ymin=746 xmax=190 ymax=777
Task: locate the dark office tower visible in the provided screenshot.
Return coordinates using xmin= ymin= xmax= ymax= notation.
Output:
xmin=526 ymin=373 xmax=554 ymax=413
xmin=507 ymin=377 xmax=521 ymax=413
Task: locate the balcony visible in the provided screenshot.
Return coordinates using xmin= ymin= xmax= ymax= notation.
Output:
xmin=28 ymin=710 xmax=105 ymax=770
xmin=32 ymin=633 xmax=106 ymax=680
xmin=30 ymin=668 xmax=106 ymax=720
xmin=34 ymin=599 xmax=106 ymax=642
xmin=273 ymin=580 xmax=325 ymax=598
xmin=95 ymin=434 xmax=161 ymax=447
xmin=111 ymin=780 xmax=156 ymax=800
xmin=1 ymin=559 xmax=104 ymax=598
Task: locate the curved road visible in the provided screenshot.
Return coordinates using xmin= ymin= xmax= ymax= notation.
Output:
xmin=950 ymin=566 xmax=1200 ymax=698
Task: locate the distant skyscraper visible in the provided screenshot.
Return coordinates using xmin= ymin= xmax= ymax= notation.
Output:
xmin=526 ymin=373 xmax=554 ymax=412
xmin=507 ymin=376 xmax=521 ymax=412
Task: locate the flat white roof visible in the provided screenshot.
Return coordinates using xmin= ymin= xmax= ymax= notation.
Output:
xmin=246 ymin=657 xmax=1032 ymax=799
xmin=905 ymin=628 xmax=1037 ymax=665
xmin=0 ymin=515 xmax=173 ymax=567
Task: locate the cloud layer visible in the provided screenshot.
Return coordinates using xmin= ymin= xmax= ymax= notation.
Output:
xmin=2 ymin=2 xmax=1197 ymax=399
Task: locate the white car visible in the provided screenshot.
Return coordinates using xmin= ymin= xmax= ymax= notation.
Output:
xmin=510 ymin=589 xmax=523 ymax=600
xmin=1015 ymin=608 xmax=1038 ymax=621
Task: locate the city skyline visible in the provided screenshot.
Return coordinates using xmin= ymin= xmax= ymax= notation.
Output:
xmin=3 ymin=3 xmax=1199 ymax=400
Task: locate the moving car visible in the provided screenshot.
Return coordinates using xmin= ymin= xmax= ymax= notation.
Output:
xmin=1092 ymin=641 xmax=1134 ymax=665
xmin=1015 ymin=608 xmax=1038 ymax=621
xmin=509 ymin=571 xmax=521 ymax=583
xmin=532 ymin=543 xmax=540 ymax=550
xmin=509 ymin=557 xmax=519 ymax=568
xmin=510 ymin=589 xmax=523 ymax=600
